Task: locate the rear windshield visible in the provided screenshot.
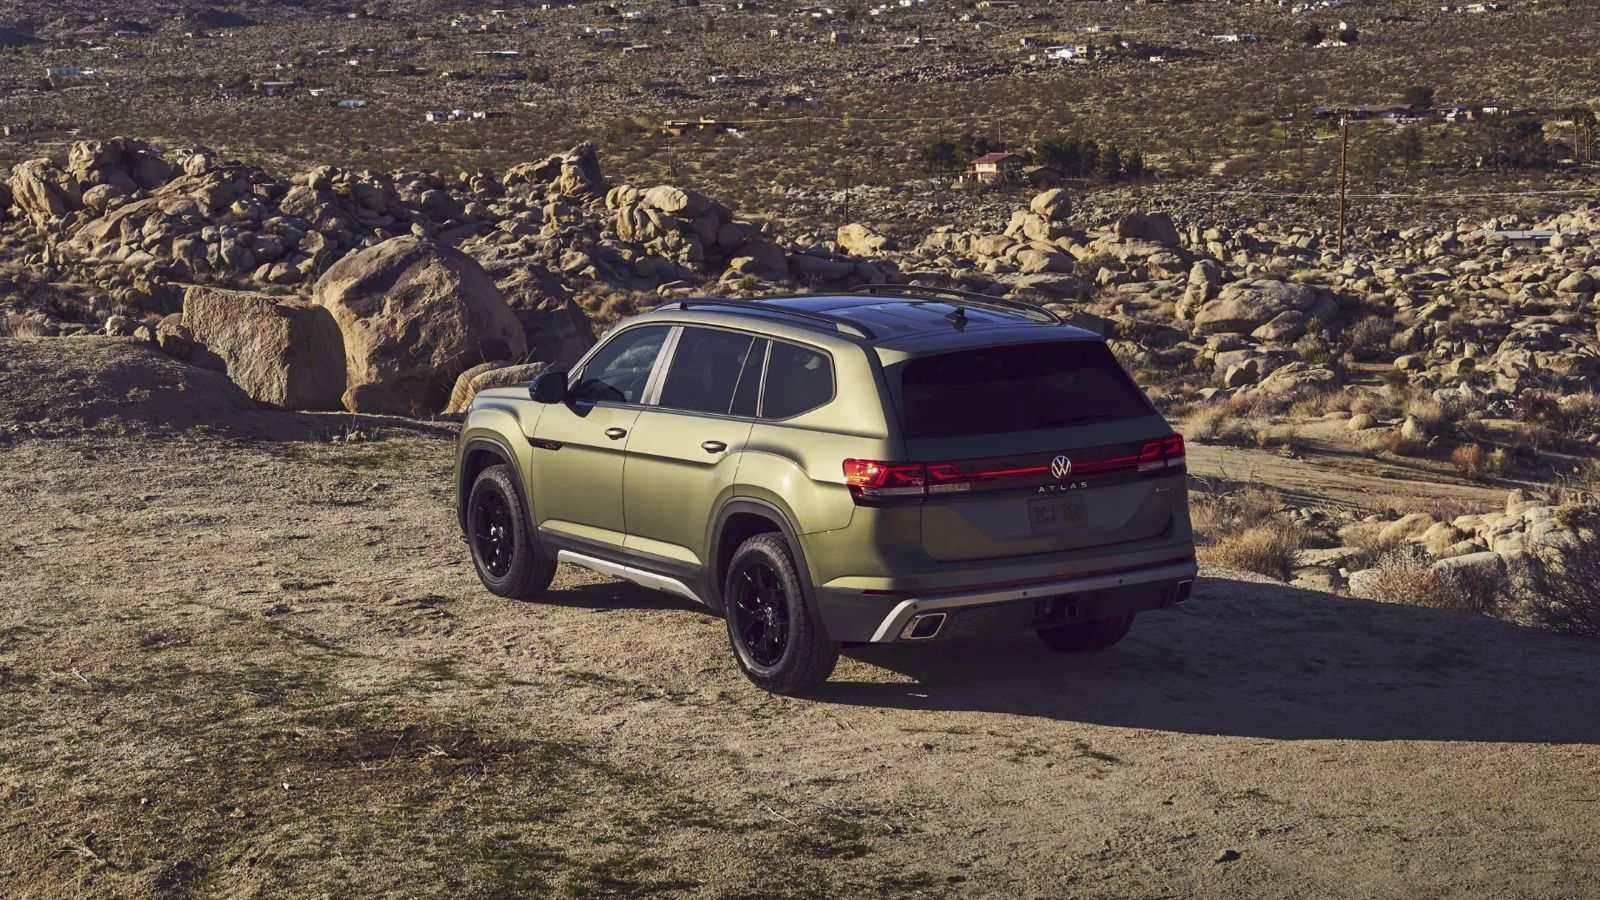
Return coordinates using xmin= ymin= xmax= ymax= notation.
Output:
xmin=896 ymin=341 xmax=1153 ymax=439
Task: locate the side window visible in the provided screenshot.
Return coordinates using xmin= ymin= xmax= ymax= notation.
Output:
xmin=571 ymin=326 xmax=668 ymax=404
xmin=729 ymin=339 xmax=768 ymax=418
xmin=761 ymin=342 xmax=833 ymax=419
xmin=657 ymin=327 xmax=758 ymax=415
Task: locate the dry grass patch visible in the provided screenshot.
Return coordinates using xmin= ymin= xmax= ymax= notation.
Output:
xmin=1192 ymin=486 xmax=1306 ymax=581
xmin=1363 ymin=427 xmax=1425 ymax=457
xmin=1450 ymin=443 xmax=1511 ymax=481
xmin=1357 ymin=548 xmax=1504 ymax=617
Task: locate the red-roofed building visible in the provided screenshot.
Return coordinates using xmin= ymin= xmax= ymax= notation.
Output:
xmin=970 ymin=151 xmax=1025 ymax=184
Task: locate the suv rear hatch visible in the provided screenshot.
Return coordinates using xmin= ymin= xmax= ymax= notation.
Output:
xmin=865 ymin=339 xmax=1182 ymax=563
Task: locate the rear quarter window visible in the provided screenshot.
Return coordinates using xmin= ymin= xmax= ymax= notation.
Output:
xmin=895 ymin=340 xmax=1153 ymax=439
xmin=761 ymin=341 xmax=834 ymax=419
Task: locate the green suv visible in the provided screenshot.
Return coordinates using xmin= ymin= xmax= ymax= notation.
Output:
xmin=455 ymin=287 xmax=1196 ymax=694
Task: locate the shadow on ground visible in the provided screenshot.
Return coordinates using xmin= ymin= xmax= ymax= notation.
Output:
xmin=819 ymin=576 xmax=1600 ymax=744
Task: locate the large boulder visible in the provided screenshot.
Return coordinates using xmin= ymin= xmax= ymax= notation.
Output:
xmin=1029 ymin=188 xmax=1072 ymax=222
xmin=643 ymin=185 xmax=710 ymax=218
xmin=554 ymin=142 xmax=606 ymax=198
xmin=1193 ymin=279 xmax=1333 ymax=335
xmin=183 ymin=287 xmax=346 ymax=410
xmin=312 ymin=236 xmax=527 ymax=415
xmin=836 ymin=223 xmax=897 ymax=257
xmin=9 ymin=158 xmax=81 ymax=225
xmin=445 ymin=361 xmax=550 ymax=414
xmin=1115 ymin=210 xmax=1180 ymax=246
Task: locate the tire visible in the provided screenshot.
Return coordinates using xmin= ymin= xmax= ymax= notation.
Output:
xmin=466 ymin=463 xmax=556 ymax=600
xmin=723 ymin=533 xmax=838 ymax=695
xmin=1035 ymin=614 xmax=1135 ymax=653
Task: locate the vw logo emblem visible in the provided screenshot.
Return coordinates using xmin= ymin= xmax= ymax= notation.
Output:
xmin=1050 ymin=455 xmax=1073 ymax=479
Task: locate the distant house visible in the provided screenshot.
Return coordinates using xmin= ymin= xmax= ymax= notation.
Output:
xmin=1040 ymin=44 xmax=1095 ymax=63
xmin=708 ymin=72 xmax=733 ymax=84
xmin=308 ymin=87 xmax=331 ymax=98
xmin=256 ymin=80 xmax=295 ymax=96
xmin=970 ymin=151 xmax=1026 ymax=184
xmin=337 ymin=99 xmax=368 ymax=109
xmin=661 ymin=117 xmax=742 ymax=137
xmin=45 ymin=67 xmax=82 ymax=78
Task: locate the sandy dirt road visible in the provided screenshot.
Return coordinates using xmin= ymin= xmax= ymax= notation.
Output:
xmin=1 ymin=340 xmax=1598 ymax=897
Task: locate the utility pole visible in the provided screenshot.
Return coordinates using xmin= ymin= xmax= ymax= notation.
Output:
xmin=1337 ymin=111 xmax=1349 ymax=256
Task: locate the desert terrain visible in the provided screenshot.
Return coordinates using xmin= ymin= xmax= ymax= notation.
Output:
xmin=3 ymin=0 xmax=1600 ymax=894
xmin=2 ymin=337 xmax=1598 ymax=897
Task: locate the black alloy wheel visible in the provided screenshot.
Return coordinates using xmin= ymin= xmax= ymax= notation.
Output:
xmin=472 ymin=488 xmax=516 ymax=578
xmin=730 ymin=559 xmax=790 ymax=667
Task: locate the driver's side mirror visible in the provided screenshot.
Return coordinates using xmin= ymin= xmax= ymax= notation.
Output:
xmin=529 ymin=370 xmax=569 ymax=404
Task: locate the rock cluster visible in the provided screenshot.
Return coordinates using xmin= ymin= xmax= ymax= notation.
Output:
xmin=6 ymin=136 xmax=1600 ymax=434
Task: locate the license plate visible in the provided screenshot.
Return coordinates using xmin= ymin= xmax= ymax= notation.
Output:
xmin=1028 ymin=494 xmax=1087 ymax=534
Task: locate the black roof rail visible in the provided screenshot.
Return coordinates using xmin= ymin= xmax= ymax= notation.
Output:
xmin=849 ymin=283 xmax=1063 ymax=324
xmin=655 ymin=297 xmax=877 ymax=340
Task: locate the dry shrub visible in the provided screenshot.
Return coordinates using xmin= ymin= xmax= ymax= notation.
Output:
xmin=1345 ymin=315 xmax=1398 ymax=356
xmin=1186 ymin=401 xmax=1254 ymax=445
xmin=1363 ymin=427 xmax=1424 ymax=457
xmin=576 ymin=286 xmax=658 ymax=326
xmin=1360 ymin=548 xmax=1503 ymax=616
xmin=1192 ymin=486 xmax=1305 ymax=580
xmin=1404 ymin=396 xmax=1447 ymax=431
xmin=1296 ymin=389 xmax=1351 ymax=416
xmin=1252 ymin=422 xmax=1300 ymax=452
xmin=1350 ymin=384 xmax=1412 ymax=421
xmin=1203 ymin=523 xmax=1307 ymax=581
xmin=1520 ymin=535 xmax=1600 ymax=639
xmin=0 ymin=314 xmax=51 ymax=338
xmin=1450 ymin=443 xmax=1508 ymax=481
xmin=1516 ymin=390 xmax=1562 ymax=428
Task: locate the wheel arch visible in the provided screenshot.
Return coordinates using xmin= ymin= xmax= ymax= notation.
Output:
xmin=709 ymin=498 xmax=824 ymax=630
xmin=457 ymin=435 xmax=520 ymax=534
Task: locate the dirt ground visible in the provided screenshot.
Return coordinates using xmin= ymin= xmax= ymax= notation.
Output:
xmin=3 ymin=338 xmax=1599 ymax=898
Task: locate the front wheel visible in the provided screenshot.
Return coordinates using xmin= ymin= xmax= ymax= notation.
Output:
xmin=1035 ymin=614 xmax=1135 ymax=652
xmin=467 ymin=464 xmax=556 ymax=600
xmin=723 ymin=533 xmax=838 ymax=695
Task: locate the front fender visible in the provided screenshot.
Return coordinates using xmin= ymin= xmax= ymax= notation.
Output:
xmin=455 ymin=399 xmax=543 ymax=532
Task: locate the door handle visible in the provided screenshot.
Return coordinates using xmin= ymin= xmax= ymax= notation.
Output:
xmin=605 ymin=427 xmax=628 ymax=440
xmin=701 ymin=440 xmax=727 ymax=454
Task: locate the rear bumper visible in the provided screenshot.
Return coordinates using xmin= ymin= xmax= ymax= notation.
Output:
xmin=813 ymin=559 xmax=1196 ymax=644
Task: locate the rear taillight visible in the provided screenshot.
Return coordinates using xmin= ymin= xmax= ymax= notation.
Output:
xmin=843 ymin=459 xmax=929 ymax=502
xmin=1135 ymin=434 xmax=1185 ymax=472
xmin=844 ymin=434 xmax=1184 ymax=506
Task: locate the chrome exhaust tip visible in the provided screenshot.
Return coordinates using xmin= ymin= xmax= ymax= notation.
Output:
xmin=899 ymin=612 xmax=947 ymax=640
xmin=1172 ymin=579 xmax=1194 ymax=604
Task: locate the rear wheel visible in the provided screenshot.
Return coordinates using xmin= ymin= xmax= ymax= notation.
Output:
xmin=724 ymin=533 xmax=838 ymax=695
xmin=1035 ymin=614 xmax=1135 ymax=652
xmin=467 ymin=464 xmax=556 ymax=600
